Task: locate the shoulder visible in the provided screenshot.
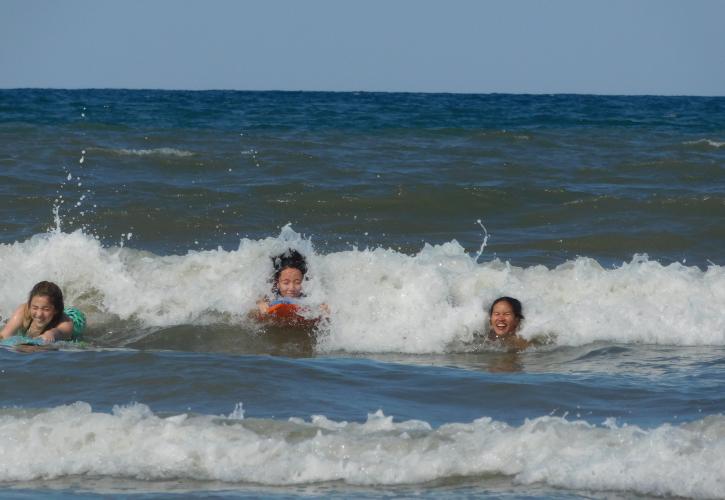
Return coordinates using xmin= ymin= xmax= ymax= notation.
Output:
xmin=9 ymin=303 xmax=28 ymax=325
xmin=505 ymin=335 xmax=531 ymax=351
xmin=488 ymin=331 xmax=530 ymax=351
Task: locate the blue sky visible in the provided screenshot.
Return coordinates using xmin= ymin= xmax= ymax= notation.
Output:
xmin=2 ymin=0 xmax=724 ymax=95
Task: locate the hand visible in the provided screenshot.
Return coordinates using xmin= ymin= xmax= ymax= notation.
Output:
xmin=38 ymin=332 xmax=55 ymax=344
xmin=256 ymin=299 xmax=270 ymax=314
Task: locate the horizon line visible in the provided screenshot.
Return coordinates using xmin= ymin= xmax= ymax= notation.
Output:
xmin=1 ymin=86 xmax=723 ymax=98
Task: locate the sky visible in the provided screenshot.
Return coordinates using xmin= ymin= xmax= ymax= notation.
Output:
xmin=1 ymin=0 xmax=724 ymax=95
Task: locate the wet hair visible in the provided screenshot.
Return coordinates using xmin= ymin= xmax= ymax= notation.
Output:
xmin=23 ymin=281 xmax=65 ymax=331
xmin=271 ymin=249 xmax=308 ymax=293
xmin=488 ymin=296 xmax=524 ymax=320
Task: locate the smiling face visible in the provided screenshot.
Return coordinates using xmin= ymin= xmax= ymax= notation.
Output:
xmin=276 ymin=267 xmax=303 ymax=298
xmin=29 ymin=295 xmax=58 ymax=329
xmin=489 ymin=300 xmax=520 ymax=337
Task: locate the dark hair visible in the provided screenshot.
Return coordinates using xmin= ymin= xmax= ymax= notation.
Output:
xmin=271 ymin=249 xmax=307 ymax=292
xmin=488 ymin=296 xmax=524 ymax=320
xmin=24 ymin=281 xmax=65 ymax=330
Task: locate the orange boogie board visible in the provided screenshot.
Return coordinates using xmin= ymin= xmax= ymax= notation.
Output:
xmin=261 ymin=302 xmax=319 ymax=328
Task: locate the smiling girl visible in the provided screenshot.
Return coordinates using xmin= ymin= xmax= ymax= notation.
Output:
xmin=487 ymin=296 xmax=529 ymax=350
xmin=1 ymin=281 xmax=85 ymax=344
xmin=255 ymin=249 xmax=329 ymax=325
xmin=256 ymin=249 xmax=308 ymax=315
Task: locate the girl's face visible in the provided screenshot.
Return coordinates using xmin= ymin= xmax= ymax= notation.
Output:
xmin=277 ymin=267 xmax=303 ymax=298
xmin=489 ymin=300 xmax=520 ymax=337
xmin=29 ymin=295 xmax=57 ymax=328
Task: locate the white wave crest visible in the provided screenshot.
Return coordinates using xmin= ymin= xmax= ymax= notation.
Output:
xmin=683 ymin=138 xmax=725 ymax=148
xmin=1 ymin=227 xmax=723 ymax=350
xmin=0 ymin=402 xmax=723 ymax=498
xmin=114 ymin=147 xmax=194 ymax=157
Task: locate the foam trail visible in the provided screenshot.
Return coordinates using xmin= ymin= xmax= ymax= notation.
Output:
xmin=0 ymin=403 xmax=723 ymax=498
xmin=1 ymin=227 xmax=723 ymax=350
xmin=114 ymin=147 xmax=194 ymax=157
xmin=683 ymin=138 xmax=725 ymax=148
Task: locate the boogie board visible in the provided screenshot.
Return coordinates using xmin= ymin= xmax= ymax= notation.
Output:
xmin=1 ymin=335 xmax=44 ymax=347
xmin=259 ymin=302 xmax=320 ymax=328
xmin=0 ymin=336 xmax=59 ymax=353
xmin=1 ymin=335 xmax=89 ymax=353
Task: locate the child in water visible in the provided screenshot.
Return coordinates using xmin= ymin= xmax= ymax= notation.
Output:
xmin=0 ymin=281 xmax=86 ymax=344
xmin=256 ymin=249 xmax=329 ymax=323
xmin=487 ymin=296 xmax=529 ymax=350
xmin=256 ymin=249 xmax=308 ymax=315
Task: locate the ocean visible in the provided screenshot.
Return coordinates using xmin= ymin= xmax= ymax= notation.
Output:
xmin=0 ymin=89 xmax=724 ymax=499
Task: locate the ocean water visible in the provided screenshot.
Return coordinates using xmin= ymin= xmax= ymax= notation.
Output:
xmin=0 ymin=89 xmax=724 ymax=499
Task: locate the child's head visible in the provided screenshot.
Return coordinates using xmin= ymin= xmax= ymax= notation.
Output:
xmin=26 ymin=281 xmax=64 ymax=329
xmin=271 ymin=250 xmax=307 ymax=298
xmin=488 ymin=296 xmax=524 ymax=338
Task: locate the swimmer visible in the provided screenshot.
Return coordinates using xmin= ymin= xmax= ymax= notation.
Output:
xmin=487 ymin=296 xmax=529 ymax=350
xmin=0 ymin=281 xmax=85 ymax=344
xmin=257 ymin=249 xmax=308 ymax=314
xmin=255 ymin=249 xmax=329 ymax=323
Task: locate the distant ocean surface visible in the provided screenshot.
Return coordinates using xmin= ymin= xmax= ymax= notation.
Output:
xmin=1 ymin=89 xmax=724 ymax=499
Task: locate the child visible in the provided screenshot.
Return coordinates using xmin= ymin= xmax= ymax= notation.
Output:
xmin=0 ymin=281 xmax=86 ymax=344
xmin=256 ymin=249 xmax=308 ymax=315
xmin=487 ymin=296 xmax=529 ymax=350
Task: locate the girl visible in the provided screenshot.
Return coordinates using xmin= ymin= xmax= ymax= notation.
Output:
xmin=255 ymin=249 xmax=328 ymax=325
xmin=1 ymin=281 xmax=86 ymax=343
xmin=256 ymin=249 xmax=308 ymax=315
xmin=487 ymin=296 xmax=529 ymax=350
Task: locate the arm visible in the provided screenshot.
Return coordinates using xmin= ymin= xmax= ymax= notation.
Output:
xmin=37 ymin=315 xmax=74 ymax=343
xmin=0 ymin=304 xmax=26 ymax=339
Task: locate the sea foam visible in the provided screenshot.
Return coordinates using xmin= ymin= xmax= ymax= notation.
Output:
xmin=0 ymin=402 xmax=723 ymax=498
xmin=683 ymin=138 xmax=725 ymax=148
xmin=1 ymin=226 xmax=723 ymax=351
xmin=112 ymin=147 xmax=195 ymax=157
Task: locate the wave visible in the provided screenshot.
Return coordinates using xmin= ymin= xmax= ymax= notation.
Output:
xmin=1 ymin=226 xmax=723 ymax=351
xmin=0 ymin=402 xmax=722 ymax=498
xmin=94 ymin=147 xmax=195 ymax=157
xmin=682 ymin=138 xmax=725 ymax=148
